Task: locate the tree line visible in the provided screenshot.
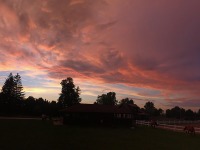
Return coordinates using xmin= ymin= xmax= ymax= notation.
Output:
xmin=0 ymin=73 xmax=199 ymax=120
xmin=0 ymin=73 xmax=58 ymax=116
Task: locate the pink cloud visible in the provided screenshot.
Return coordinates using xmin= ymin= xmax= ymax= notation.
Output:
xmin=1 ymin=0 xmax=200 ymax=109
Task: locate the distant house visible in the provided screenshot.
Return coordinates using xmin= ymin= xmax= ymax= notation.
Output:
xmin=61 ymin=103 xmax=140 ymax=127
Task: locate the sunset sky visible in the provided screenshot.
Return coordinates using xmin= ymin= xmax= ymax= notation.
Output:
xmin=0 ymin=0 xmax=200 ymax=110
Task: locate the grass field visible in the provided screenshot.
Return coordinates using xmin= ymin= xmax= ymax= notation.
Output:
xmin=0 ymin=119 xmax=200 ymax=150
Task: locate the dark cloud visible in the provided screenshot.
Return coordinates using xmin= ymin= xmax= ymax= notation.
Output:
xmin=59 ymin=59 xmax=105 ymax=74
xmin=107 ymin=1 xmax=200 ymax=86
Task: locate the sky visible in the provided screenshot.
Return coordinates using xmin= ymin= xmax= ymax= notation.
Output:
xmin=0 ymin=0 xmax=200 ymax=110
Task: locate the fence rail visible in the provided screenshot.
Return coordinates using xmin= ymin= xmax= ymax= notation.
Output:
xmin=136 ymin=120 xmax=200 ymax=134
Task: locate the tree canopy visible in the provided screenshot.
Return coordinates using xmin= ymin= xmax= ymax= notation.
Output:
xmin=144 ymin=101 xmax=155 ymax=115
xmin=0 ymin=73 xmax=25 ymax=113
xmin=58 ymin=77 xmax=81 ymax=108
xmin=119 ymin=98 xmax=134 ymax=105
xmin=1 ymin=73 xmax=16 ymax=98
xmin=143 ymin=101 xmax=163 ymax=117
xmin=1 ymin=73 xmax=25 ymax=100
xmin=95 ymin=92 xmax=117 ymax=105
xmin=14 ymin=73 xmax=25 ymax=101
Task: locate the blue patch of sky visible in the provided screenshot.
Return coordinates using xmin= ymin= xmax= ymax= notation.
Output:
xmin=0 ymin=70 xmax=51 ymax=88
xmin=105 ymin=83 xmax=161 ymax=96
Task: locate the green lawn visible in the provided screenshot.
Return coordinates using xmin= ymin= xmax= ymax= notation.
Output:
xmin=0 ymin=119 xmax=199 ymax=150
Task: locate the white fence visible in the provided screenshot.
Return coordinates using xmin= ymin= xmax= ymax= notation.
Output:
xmin=136 ymin=120 xmax=200 ymax=134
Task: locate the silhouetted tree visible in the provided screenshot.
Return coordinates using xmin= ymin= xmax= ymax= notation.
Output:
xmin=96 ymin=92 xmax=117 ymax=105
xmin=26 ymin=96 xmax=35 ymax=101
xmin=58 ymin=77 xmax=81 ymax=108
xmin=22 ymin=96 xmax=36 ymax=115
xmin=21 ymin=96 xmax=59 ymax=117
xmin=0 ymin=92 xmax=5 ymax=113
xmin=47 ymin=101 xmax=59 ymax=118
xmin=152 ymin=108 xmax=164 ymax=116
xmin=144 ymin=101 xmax=156 ymax=116
xmin=1 ymin=73 xmax=16 ymax=98
xmin=185 ymin=109 xmax=194 ymax=120
xmin=0 ymin=73 xmax=60 ymax=116
xmin=166 ymin=109 xmax=171 ymax=118
xmin=119 ymin=98 xmax=134 ymax=104
xmin=166 ymin=106 xmax=186 ymax=119
xmin=1 ymin=73 xmax=20 ymax=113
xmin=158 ymin=108 xmax=164 ymax=115
xmin=14 ymin=73 xmax=25 ymax=101
xmin=1 ymin=73 xmax=25 ymax=101
xmin=34 ymin=97 xmax=48 ymax=115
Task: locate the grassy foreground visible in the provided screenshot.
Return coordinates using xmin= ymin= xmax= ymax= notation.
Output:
xmin=0 ymin=119 xmax=199 ymax=150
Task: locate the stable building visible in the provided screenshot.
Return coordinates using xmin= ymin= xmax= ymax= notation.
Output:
xmin=61 ymin=103 xmax=140 ymax=127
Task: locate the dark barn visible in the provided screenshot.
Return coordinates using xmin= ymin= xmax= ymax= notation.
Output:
xmin=61 ymin=104 xmax=139 ymax=127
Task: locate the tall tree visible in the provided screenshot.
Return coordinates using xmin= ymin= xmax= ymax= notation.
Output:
xmin=1 ymin=73 xmax=25 ymax=100
xmin=1 ymin=73 xmax=18 ymax=113
xmin=58 ymin=77 xmax=81 ymax=108
xmin=96 ymin=92 xmax=117 ymax=105
xmin=14 ymin=73 xmax=25 ymax=101
xmin=1 ymin=73 xmax=16 ymax=98
xmin=0 ymin=73 xmax=25 ymax=114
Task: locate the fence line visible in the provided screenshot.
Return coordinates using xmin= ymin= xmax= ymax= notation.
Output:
xmin=136 ymin=120 xmax=200 ymax=134
xmin=157 ymin=120 xmax=200 ymax=125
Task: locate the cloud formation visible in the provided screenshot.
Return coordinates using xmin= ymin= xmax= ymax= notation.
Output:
xmin=1 ymin=0 xmax=200 ymax=109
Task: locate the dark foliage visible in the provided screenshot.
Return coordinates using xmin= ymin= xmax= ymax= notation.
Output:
xmin=119 ymin=98 xmax=134 ymax=104
xmin=0 ymin=73 xmax=59 ymax=117
xmin=21 ymin=97 xmax=59 ymax=117
xmin=0 ymin=73 xmax=24 ymax=114
xmin=144 ymin=101 xmax=156 ymax=116
xmin=166 ymin=106 xmax=197 ymax=120
xmin=14 ymin=73 xmax=25 ymax=101
xmin=58 ymin=77 xmax=81 ymax=108
xmin=143 ymin=101 xmax=163 ymax=117
xmin=95 ymin=92 xmax=117 ymax=105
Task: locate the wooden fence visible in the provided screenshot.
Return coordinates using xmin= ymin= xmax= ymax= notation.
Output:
xmin=136 ymin=120 xmax=200 ymax=134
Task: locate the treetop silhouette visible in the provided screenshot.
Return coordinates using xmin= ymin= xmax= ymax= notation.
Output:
xmin=58 ymin=77 xmax=81 ymax=108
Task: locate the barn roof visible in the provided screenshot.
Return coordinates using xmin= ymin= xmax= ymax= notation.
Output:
xmin=61 ymin=104 xmax=137 ymax=114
